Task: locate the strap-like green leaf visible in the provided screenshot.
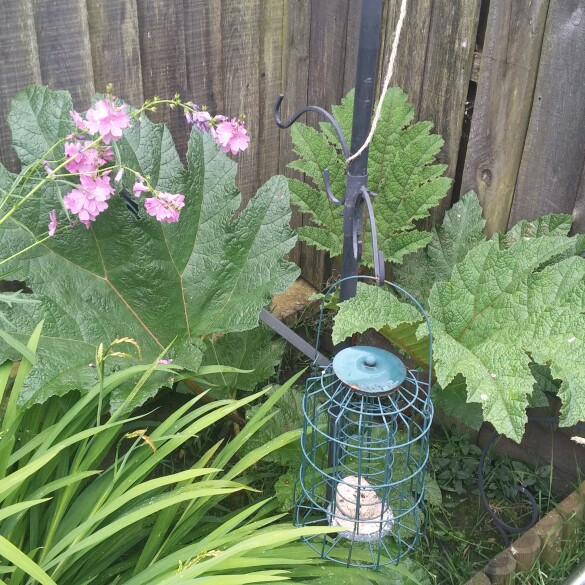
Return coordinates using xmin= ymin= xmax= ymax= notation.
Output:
xmin=0 ymin=535 xmax=57 ymax=585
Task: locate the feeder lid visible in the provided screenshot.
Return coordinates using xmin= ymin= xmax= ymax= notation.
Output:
xmin=332 ymin=346 xmax=406 ymax=396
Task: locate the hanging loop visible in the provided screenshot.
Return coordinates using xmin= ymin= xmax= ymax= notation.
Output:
xmin=323 ymin=168 xmax=344 ymax=206
xmin=357 ymin=186 xmax=385 ymax=285
xmin=274 ymin=94 xmax=350 ymax=158
xmin=312 ymin=275 xmax=433 ymax=386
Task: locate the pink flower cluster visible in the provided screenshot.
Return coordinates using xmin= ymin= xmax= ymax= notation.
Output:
xmin=64 ymin=140 xmax=113 ymax=175
xmin=129 ymin=177 xmax=185 ymax=222
xmin=185 ymin=103 xmax=250 ymax=155
xmin=63 ymin=174 xmax=114 ymax=228
xmin=49 ymin=97 xmax=186 ymax=234
xmin=144 ymin=192 xmax=185 ymax=223
xmin=54 ymin=98 xmax=131 ymax=230
xmin=71 ymin=99 xmax=131 ymax=144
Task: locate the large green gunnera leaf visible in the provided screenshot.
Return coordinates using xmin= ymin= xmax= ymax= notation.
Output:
xmin=332 ymin=282 xmax=421 ymax=346
xmin=288 ymin=88 xmax=451 ymax=265
xmin=331 ymin=194 xmax=585 ymax=442
xmin=0 ymin=86 xmax=299 ymax=407
xmin=394 ymin=191 xmax=486 ymax=304
xmin=431 ymin=236 xmax=585 ymax=442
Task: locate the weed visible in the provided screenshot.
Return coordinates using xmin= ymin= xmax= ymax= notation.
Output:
xmin=415 ymin=427 xmax=566 ymax=584
xmin=515 ymin=521 xmax=585 ymax=584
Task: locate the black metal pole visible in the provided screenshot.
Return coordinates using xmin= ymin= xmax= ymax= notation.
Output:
xmin=327 ymin=0 xmax=384 ymax=509
xmin=267 ymin=2 xmax=383 ymax=364
xmin=338 ymin=0 xmax=384 ymax=312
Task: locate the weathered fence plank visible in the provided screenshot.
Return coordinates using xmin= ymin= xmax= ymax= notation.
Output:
xmin=257 ymin=0 xmax=286 ymax=189
xmin=0 ymin=0 xmax=41 ymax=171
xmin=136 ymin=0 xmax=189 ymax=157
xmin=573 ymin=164 xmax=585 ymax=233
xmin=279 ymin=0 xmax=313 ymax=268
xmin=301 ymin=0 xmax=352 ymax=287
xmin=33 ymin=0 xmax=95 ymax=107
xmin=379 ymin=0 xmax=432 ymax=115
xmin=342 ymin=0 xmax=363 ymax=94
xmin=307 ymin=0 xmax=350 ymax=117
xmin=461 ymin=0 xmax=550 ymax=236
xmin=509 ymin=0 xmax=585 ymax=227
xmin=418 ymin=1 xmax=481 ymax=221
xmin=183 ymin=0 xmax=223 ymax=115
xmin=220 ymin=0 xmax=262 ymax=203
xmin=86 ymin=0 xmax=144 ymax=107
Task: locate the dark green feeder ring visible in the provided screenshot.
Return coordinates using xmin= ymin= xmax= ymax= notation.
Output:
xmin=332 ymin=346 xmax=407 ymax=397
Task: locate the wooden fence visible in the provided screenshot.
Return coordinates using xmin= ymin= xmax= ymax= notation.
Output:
xmin=0 ymin=0 xmax=584 ymax=288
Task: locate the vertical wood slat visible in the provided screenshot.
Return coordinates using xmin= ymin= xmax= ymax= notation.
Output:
xmin=183 ymin=1 xmax=223 ymax=118
xmin=461 ymin=0 xmax=550 ymax=236
xmin=220 ymin=0 xmax=261 ymax=204
xmin=279 ymin=0 xmax=312 ymax=268
xmin=32 ymin=0 xmax=95 ymax=108
xmin=136 ymin=0 xmax=189 ymax=157
xmin=508 ymin=0 xmax=585 ymax=227
xmin=572 ymin=163 xmax=585 ymax=233
xmin=342 ymin=0 xmax=362 ymax=95
xmin=418 ymin=1 xmax=481 ymax=221
xmin=307 ymin=0 xmax=350 ymax=118
xmin=302 ymin=0 xmax=352 ymax=288
xmin=257 ymin=0 xmax=285 ymax=189
xmin=86 ymin=0 xmax=144 ymax=107
xmin=0 ymin=0 xmax=41 ymax=171
xmin=379 ymin=0 xmax=432 ymax=116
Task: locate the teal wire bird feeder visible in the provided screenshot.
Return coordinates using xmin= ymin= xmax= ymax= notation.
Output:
xmin=294 ymin=277 xmax=433 ymax=568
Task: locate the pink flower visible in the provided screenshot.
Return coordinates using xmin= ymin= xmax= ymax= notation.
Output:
xmin=114 ymin=168 xmax=124 ymax=183
xmin=48 ymin=210 xmax=58 ymax=236
xmin=158 ymin=359 xmax=173 ymax=365
xmin=42 ymin=160 xmax=53 ymax=175
xmin=133 ymin=179 xmax=149 ymax=197
xmin=85 ymin=99 xmax=131 ymax=144
xmin=184 ymin=102 xmax=197 ymax=124
xmin=144 ymin=192 xmax=185 ymax=223
xmin=63 ymin=174 xmax=114 ymax=228
xmin=99 ymin=146 xmax=114 ymax=163
xmin=64 ymin=140 xmax=101 ymax=175
xmin=185 ymin=104 xmax=213 ymax=133
xmin=70 ymin=110 xmax=87 ymax=131
xmin=213 ymin=118 xmax=250 ymax=154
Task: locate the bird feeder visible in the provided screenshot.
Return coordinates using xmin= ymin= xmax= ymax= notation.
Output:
xmin=294 ymin=278 xmax=433 ymax=568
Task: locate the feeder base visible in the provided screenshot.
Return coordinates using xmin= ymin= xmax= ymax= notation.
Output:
xmin=327 ymin=503 xmax=394 ymax=542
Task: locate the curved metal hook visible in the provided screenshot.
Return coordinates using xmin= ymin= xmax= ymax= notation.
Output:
xmin=275 ymin=94 xmax=349 ymax=206
xmin=323 ymin=169 xmax=344 ymax=206
xmin=274 ymin=94 xmax=350 ymax=159
xmin=358 ymin=186 xmax=385 ymax=285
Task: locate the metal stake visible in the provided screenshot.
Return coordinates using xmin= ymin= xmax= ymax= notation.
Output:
xmin=266 ymin=0 xmax=385 ymax=363
xmin=339 ymin=0 xmax=384 ymax=311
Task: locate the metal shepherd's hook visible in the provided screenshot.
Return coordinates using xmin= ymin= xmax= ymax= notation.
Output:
xmin=274 ymin=94 xmax=349 ymax=206
xmin=274 ymin=94 xmax=385 ymax=286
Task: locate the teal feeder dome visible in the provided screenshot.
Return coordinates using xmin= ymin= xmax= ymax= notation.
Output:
xmin=294 ymin=278 xmax=433 ymax=568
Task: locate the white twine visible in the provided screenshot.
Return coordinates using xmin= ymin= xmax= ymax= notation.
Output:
xmin=345 ymin=0 xmax=408 ymax=165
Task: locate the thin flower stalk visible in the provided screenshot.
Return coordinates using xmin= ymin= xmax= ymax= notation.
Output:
xmin=0 ymin=137 xmax=102 ymax=228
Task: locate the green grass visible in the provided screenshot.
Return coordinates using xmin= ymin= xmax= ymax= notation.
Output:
xmin=413 ymin=427 xmax=576 ymax=584
xmin=515 ymin=522 xmax=585 ymax=584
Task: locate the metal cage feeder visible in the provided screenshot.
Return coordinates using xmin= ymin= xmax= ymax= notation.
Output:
xmin=294 ymin=277 xmax=433 ymax=568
